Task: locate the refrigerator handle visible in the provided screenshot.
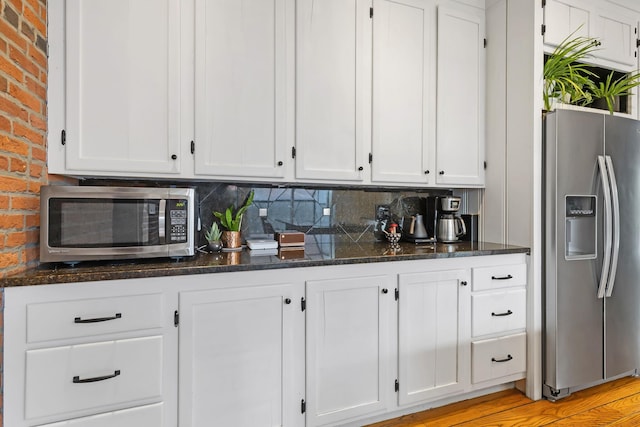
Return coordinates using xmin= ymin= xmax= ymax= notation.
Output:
xmin=605 ymin=155 xmax=620 ymax=297
xmin=597 ymin=155 xmax=613 ymax=299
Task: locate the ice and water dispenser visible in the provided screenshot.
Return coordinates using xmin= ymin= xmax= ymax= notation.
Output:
xmin=565 ymin=196 xmax=596 ymax=259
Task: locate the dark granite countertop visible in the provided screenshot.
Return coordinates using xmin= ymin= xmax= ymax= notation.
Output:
xmin=1 ymin=238 xmax=529 ymax=287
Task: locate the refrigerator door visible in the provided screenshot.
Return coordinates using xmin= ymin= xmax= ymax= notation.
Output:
xmin=544 ymin=110 xmax=605 ymax=394
xmin=604 ymin=114 xmax=640 ymax=379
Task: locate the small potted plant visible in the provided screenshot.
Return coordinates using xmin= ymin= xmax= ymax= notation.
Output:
xmin=213 ymin=190 xmax=255 ymax=249
xmin=204 ymin=221 xmax=223 ymax=252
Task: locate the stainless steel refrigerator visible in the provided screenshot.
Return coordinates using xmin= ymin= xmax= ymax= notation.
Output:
xmin=544 ymin=109 xmax=640 ymax=400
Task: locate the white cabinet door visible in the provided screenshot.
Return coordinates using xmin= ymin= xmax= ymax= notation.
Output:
xmin=194 ymin=0 xmax=293 ymax=179
xmin=543 ymin=0 xmax=593 ymax=48
xmin=64 ymin=0 xmax=182 ymax=174
xmin=594 ymin=7 xmax=638 ymax=69
xmin=397 ymin=269 xmax=470 ymax=406
xmin=296 ymin=0 xmax=371 ymax=182
xmin=371 ymin=0 xmax=436 ymax=184
xmin=436 ymin=5 xmax=485 ymax=186
xmin=178 ymin=284 xmax=296 ymax=427
xmin=306 ymin=275 xmax=394 ymax=426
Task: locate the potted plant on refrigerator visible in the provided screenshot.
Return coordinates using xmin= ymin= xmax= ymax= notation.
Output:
xmin=213 ymin=190 xmax=255 ymax=249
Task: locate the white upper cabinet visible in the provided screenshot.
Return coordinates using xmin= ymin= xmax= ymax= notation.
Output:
xmin=543 ymin=0 xmax=640 ymax=72
xmin=371 ymin=0 xmax=436 ymax=184
xmin=543 ymin=0 xmax=593 ymax=47
xmin=62 ymin=0 xmax=183 ymax=175
xmin=436 ymin=5 xmax=486 ymax=186
xmin=194 ymin=0 xmax=294 ymax=179
xmin=295 ymin=0 xmax=371 ymax=182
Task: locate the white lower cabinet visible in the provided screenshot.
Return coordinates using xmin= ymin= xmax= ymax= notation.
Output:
xmin=4 ymin=254 xmax=528 ymax=427
xmin=305 ymin=275 xmax=394 ymax=427
xmin=37 ymin=403 xmax=163 ymax=427
xmin=178 ymin=283 xmax=299 ymax=427
xmin=397 ymin=269 xmax=470 ymax=406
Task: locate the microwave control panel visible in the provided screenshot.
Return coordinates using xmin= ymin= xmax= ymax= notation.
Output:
xmin=168 ymin=199 xmax=189 ymax=243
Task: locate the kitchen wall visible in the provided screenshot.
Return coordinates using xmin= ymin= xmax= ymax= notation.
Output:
xmin=0 ymin=0 xmax=50 ymax=279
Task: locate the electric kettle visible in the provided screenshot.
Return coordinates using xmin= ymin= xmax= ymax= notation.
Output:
xmin=403 ymin=214 xmax=429 ymax=241
xmin=436 ymin=214 xmax=466 ymax=242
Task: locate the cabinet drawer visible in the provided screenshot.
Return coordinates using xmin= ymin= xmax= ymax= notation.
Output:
xmin=38 ymin=403 xmax=163 ymax=427
xmin=471 ymin=333 xmax=526 ymax=384
xmin=26 ymin=336 xmax=163 ymax=420
xmin=472 ymin=288 xmax=526 ymax=337
xmin=472 ymin=263 xmax=526 ymax=291
xmin=27 ymin=293 xmax=164 ymax=343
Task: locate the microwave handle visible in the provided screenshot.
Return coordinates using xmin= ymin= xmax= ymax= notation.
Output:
xmin=159 ymin=199 xmax=166 ymax=241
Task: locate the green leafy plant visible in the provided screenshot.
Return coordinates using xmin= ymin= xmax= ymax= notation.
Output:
xmin=213 ymin=190 xmax=255 ymax=232
xmin=204 ymin=221 xmax=222 ymax=243
xmin=588 ymin=71 xmax=640 ymax=114
xmin=543 ymin=31 xmax=599 ymax=111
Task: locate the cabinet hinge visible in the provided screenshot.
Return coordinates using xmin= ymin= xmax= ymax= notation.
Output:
xmin=291 ymin=146 xmax=297 ymax=159
xmin=370 ymin=7 xmax=373 ymax=18
xmin=395 ymin=288 xmax=399 ymax=301
xmin=395 ymin=379 xmax=399 ymax=392
xmin=174 ymin=310 xmax=179 ymax=327
xmin=301 ymin=297 xmax=306 ymax=312
xmin=484 ymin=160 xmax=487 ymax=170
xmin=636 ymin=38 xmax=640 ymax=48
xmin=541 ymin=0 xmax=546 ymax=8
xmin=541 ymin=24 xmax=546 ymax=36
xmin=61 ymin=129 xmax=66 ymax=146
xmin=301 ymin=399 xmax=306 ymax=414
xmin=483 ymin=38 xmax=487 ymax=48
xmin=369 ymin=153 xmax=373 ymax=164
xmin=190 ymin=141 xmax=195 ymax=154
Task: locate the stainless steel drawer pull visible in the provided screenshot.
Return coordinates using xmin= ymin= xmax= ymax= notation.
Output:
xmin=491 ymin=274 xmax=513 ymax=280
xmin=491 ymin=355 xmax=513 ymax=363
xmin=491 ymin=310 xmax=513 ymax=317
xmin=74 ymin=313 xmax=122 ymax=324
xmin=73 ymin=370 xmax=121 ymax=384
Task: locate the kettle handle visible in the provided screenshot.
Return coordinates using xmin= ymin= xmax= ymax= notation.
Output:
xmin=456 ymin=217 xmax=467 ymax=236
xmin=409 ymin=216 xmax=416 ymax=234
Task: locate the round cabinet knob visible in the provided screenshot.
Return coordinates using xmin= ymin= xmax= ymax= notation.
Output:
xmin=171 ymin=154 xmax=178 ymax=160
xmin=460 ymin=281 xmax=468 ymax=286
xmin=424 ymin=170 xmax=430 ymax=175
xmin=277 ymin=161 xmax=283 ymax=166
xmin=284 ymin=298 xmax=292 ymax=305
xmin=439 ymin=170 xmax=445 ymax=175
xmin=381 ymin=288 xmax=388 ymax=294
xmin=358 ymin=166 xmax=364 ymax=171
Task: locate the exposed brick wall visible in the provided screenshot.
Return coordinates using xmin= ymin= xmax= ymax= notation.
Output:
xmin=0 ymin=0 xmax=48 ymax=279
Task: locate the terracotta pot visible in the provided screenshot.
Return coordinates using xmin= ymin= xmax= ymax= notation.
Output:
xmin=222 ymin=231 xmax=241 ymax=249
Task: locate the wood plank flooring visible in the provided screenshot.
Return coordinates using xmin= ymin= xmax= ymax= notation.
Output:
xmin=366 ymin=376 xmax=640 ymax=426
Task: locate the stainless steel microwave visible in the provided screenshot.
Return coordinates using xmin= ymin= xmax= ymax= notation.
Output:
xmin=40 ymin=186 xmax=196 ymax=263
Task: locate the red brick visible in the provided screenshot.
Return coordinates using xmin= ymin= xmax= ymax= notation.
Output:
xmin=0 ymin=195 xmax=10 ymax=209
xmin=25 ymin=75 xmax=45 ymax=100
xmin=0 ymin=36 xmax=7 ymax=53
xmin=26 ymin=229 xmax=38 ymax=244
xmin=0 ymin=155 xmax=8 ymax=171
xmin=25 ymin=213 xmax=39 ymax=227
xmin=0 ymin=74 xmax=7 ymax=91
xmin=0 ymin=20 xmax=27 ymax=52
xmin=0 ymin=251 xmax=20 ymax=269
xmin=31 ymin=145 xmax=45 ymax=161
xmin=6 ymin=0 xmax=24 ymax=13
xmin=0 ymin=97 xmax=29 ymax=122
xmin=27 ymin=179 xmax=42 ymax=193
xmin=0 ymin=214 xmax=24 ymax=229
xmin=29 ymin=161 xmax=42 ymax=178
xmin=9 ymin=45 xmax=41 ymax=79
xmin=23 ymin=6 xmax=45 ymax=36
xmin=11 ymin=194 xmax=38 ymax=210
xmin=6 ymin=231 xmax=27 ymax=247
xmin=13 ymin=122 xmax=44 ymax=145
xmin=24 ymin=245 xmax=39 ymax=263
xmin=0 ymin=175 xmax=28 ymax=192
xmin=9 ymin=156 xmax=27 ymax=173
xmin=0 ymin=53 xmax=24 ymax=82
xmin=0 ymin=115 xmax=10 ymax=132
xmin=9 ymin=82 xmax=41 ymax=112
xmin=28 ymin=44 xmax=46 ymax=69
xmin=0 ymin=135 xmax=29 ymax=156
xmin=29 ymin=113 xmax=46 ymax=132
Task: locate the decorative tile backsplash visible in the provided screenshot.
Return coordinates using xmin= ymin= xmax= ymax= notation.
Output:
xmin=86 ymin=179 xmax=477 ymax=247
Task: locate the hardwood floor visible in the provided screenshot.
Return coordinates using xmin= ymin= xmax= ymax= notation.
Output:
xmin=366 ymin=376 xmax=640 ymax=426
